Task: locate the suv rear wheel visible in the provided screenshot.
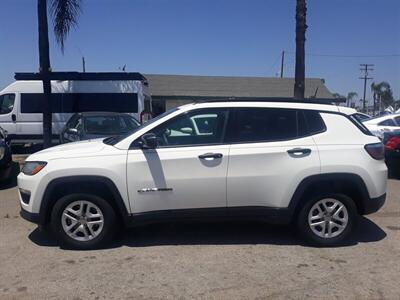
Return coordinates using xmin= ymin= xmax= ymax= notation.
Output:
xmin=297 ymin=193 xmax=357 ymax=246
xmin=50 ymin=193 xmax=117 ymax=249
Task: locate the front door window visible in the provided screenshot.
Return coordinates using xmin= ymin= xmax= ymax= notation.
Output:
xmin=0 ymin=94 xmax=15 ymax=115
xmin=146 ymin=108 xmax=228 ymax=147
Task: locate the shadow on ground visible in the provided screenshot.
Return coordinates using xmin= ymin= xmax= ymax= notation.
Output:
xmin=0 ymin=162 xmax=20 ymax=190
xmin=28 ymin=215 xmax=386 ymax=250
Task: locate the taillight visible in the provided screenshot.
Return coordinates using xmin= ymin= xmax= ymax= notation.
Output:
xmin=385 ymin=136 xmax=400 ymax=151
xmin=364 ymin=143 xmax=385 ymax=160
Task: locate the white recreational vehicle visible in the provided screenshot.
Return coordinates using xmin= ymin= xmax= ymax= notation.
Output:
xmin=0 ymin=72 xmax=152 ymax=144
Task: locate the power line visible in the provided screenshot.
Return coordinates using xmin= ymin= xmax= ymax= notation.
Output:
xmin=285 ymin=52 xmax=400 ymax=58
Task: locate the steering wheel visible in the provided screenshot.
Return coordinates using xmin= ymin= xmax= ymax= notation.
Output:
xmin=159 ymin=129 xmax=170 ymax=146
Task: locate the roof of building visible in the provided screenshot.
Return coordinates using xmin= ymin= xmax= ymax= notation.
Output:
xmin=144 ymin=74 xmax=334 ymax=100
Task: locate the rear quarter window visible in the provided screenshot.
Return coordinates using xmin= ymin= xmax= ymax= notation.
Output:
xmin=349 ymin=113 xmax=374 ymax=136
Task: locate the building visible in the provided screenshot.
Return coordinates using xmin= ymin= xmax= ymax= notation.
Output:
xmin=144 ymin=74 xmax=337 ymax=114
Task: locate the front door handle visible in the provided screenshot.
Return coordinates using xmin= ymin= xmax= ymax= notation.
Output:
xmin=287 ymin=148 xmax=311 ymax=156
xmin=198 ymin=153 xmax=223 ymax=160
xmin=11 ymin=114 xmax=16 ymax=122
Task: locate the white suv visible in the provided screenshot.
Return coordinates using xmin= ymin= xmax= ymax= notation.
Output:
xmin=18 ymin=101 xmax=387 ymax=249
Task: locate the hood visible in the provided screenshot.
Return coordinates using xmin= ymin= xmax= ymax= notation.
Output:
xmin=27 ymin=138 xmax=107 ymax=161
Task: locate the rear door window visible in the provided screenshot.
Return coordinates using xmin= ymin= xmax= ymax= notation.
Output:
xmin=226 ymin=108 xmax=317 ymax=143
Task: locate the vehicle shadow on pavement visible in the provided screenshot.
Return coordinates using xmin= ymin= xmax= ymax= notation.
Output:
xmin=0 ymin=162 xmax=20 ymax=190
xmin=28 ymin=215 xmax=386 ymax=250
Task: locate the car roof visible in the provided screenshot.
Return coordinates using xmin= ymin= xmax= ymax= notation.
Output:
xmin=181 ymin=101 xmax=356 ymax=115
xmin=76 ymin=111 xmax=132 ymax=117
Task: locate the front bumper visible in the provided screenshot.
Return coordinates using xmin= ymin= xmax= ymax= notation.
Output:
xmin=20 ymin=207 xmax=45 ymax=225
xmin=362 ymin=193 xmax=386 ymax=215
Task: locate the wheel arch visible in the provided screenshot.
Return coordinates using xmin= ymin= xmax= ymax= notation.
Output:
xmin=289 ymin=173 xmax=370 ymax=219
xmin=40 ymin=175 xmax=130 ymax=226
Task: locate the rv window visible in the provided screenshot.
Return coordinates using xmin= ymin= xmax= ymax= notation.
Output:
xmin=20 ymin=93 xmax=139 ymax=113
xmin=0 ymin=94 xmax=15 ymax=115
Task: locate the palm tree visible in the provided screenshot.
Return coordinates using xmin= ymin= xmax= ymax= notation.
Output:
xmin=38 ymin=0 xmax=81 ymax=148
xmin=371 ymin=81 xmax=393 ymax=115
xmin=346 ymin=92 xmax=358 ymax=108
xmin=294 ymin=0 xmax=307 ymax=100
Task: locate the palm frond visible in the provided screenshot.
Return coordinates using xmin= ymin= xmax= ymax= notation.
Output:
xmin=50 ymin=0 xmax=81 ymax=53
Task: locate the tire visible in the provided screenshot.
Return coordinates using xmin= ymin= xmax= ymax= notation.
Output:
xmin=297 ymin=193 xmax=357 ymax=247
xmin=50 ymin=193 xmax=117 ymax=250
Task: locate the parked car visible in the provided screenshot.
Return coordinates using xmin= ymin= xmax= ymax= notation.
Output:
xmin=60 ymin=112 xmax=140 ymax=143
xmin=363 ymin=113 xmax=400 ymax=139
xmin=18 ymin=100 xmax=387 ymax=249
xmin=0 ymin=72 xmax=152 ymax=145
xmin=0 ymin=126 xmax=12 ymax=182
xmin=383 ymin=130 xmax=400 ymax=175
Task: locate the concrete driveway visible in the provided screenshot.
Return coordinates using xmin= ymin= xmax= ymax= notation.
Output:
xmin=0 ymin=169 xmax=399 ymax=299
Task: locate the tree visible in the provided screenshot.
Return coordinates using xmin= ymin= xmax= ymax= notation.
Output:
xmin=38 ymin=0 xmax=81 ymax=148
xmin=294 ymin=0 xmax=307 ymax=100
xmin=346 ymin=92 xmax=358 ymax=108
xmin=371 ymin=81 xmax=394 ymax=115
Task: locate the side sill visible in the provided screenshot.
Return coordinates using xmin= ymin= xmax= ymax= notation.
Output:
xmin=125 ymin=206 xmax=292 ymax=228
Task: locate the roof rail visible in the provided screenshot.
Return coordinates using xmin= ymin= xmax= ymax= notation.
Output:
xmin=194 ymin=97 xmax=346 ymax=105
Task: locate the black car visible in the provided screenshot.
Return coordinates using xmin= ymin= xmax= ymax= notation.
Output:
xmin=60 ymin=112 xmax=141 ymax=143
xmin=0 ymin=126 xmax=12 ymax=181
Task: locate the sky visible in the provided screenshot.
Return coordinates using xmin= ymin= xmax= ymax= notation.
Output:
xmin=0 ymin=0 xmax=399 ymax=102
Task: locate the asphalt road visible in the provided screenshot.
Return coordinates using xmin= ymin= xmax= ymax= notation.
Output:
xmin=0 ymin=170 xmax=399 ymax=299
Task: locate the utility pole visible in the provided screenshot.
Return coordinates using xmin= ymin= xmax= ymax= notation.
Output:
xmin=294 ymin=0 xmax=307 ymax=100
xmin=82 ymin=56 xmax=86 ymax=72
xmin=280 ymin=50 xmax=285 ymax=78
xmin=359 ymin=64 xmax=373 ymax=113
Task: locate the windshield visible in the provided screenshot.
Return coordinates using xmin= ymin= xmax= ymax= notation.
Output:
xmin=103 ymin=108 xmax=180 ymax=146
xmin=84 ymin=115 xmax=140 ymax=135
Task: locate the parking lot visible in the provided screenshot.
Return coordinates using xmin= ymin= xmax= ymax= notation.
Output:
xmin=0 ymin=164 xmax=399 ymax=299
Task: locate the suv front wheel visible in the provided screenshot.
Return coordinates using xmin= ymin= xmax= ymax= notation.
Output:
xmin=50 ymin=193 xmax=117 ymax=249
xmin=297 ymin=193 xmax=357 ymax=246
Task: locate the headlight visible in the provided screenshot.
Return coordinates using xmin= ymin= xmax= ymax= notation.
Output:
xmin=0 ymin=146 xmax=4 ymax=160
xmin=22 ymin=161 xmax=47 ymax=176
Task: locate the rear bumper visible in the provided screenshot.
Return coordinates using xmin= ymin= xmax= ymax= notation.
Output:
xmin=362 ymin=193 xmax=386 ymax=215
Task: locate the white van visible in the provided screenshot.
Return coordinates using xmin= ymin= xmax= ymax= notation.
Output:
xmin=0 ymin=72 xmax=152 ymax=144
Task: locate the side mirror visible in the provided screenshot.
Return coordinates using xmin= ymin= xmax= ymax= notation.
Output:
xmin=67 ymin=128 xmax=79 ymax=135
xmin=141 ymin=133 xmax=158 ymax=149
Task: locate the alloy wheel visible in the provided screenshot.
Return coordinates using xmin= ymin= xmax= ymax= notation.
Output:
xmin=61 ymin=200 xmax=104 ymax=242
xmin=308 ymin=198 xmax=349 ymax=238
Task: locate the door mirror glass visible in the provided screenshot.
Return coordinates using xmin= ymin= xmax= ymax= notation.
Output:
xmin=141 ymin=133 xmax=158 ymax=149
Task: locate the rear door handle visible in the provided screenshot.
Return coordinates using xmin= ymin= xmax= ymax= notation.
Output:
xmin=287 ymin=148 xmax=311 ymax=156
xmin=198 ymin=153 xmax=223 ymax=160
